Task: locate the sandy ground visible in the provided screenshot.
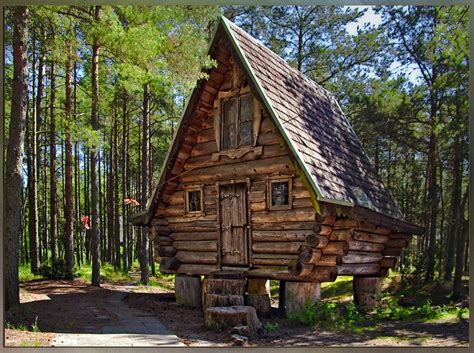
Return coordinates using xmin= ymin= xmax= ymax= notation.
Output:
xmin=4 ymin=279 xmax=469 ymax=347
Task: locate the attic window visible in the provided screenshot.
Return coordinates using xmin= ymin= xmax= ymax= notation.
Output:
xmin=184 ymin=185 xmax=204 ymax=215
xmin=221 ymin=94 xmax=253 ymax=150
xmin=267 ymin=177 xmax=293 ymax=210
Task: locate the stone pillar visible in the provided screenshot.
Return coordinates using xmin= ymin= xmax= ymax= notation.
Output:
xmin=353 ymin=276 xmax=381 ymax=312
xmin=246 ymin=279 xmax=271 ymax=317
xmin=284 ymin=281 xmax=321 ymax=317
xmin=175 ymin=275 xmax=202 ymax=307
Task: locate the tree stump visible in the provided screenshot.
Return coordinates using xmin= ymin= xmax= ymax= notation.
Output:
xmin=246 ymin=293 xmax=271 ymax=317
xmin=353 ymin=276 xmax=381 ymax=312
xmin=246 ymin=279 xmax=269 ymax=295
xmin=175 ymin=275 xmax=202 ymax=307
xmin=202 ymin=278 xmax=246 ymax=310
xmin=284 ymin=281 xmax=321 ymax=317
xmin=202 ymin=278 xmax=245 ymax=296
xmin=246 ymin=278 xmax=271 ymax=317
xmin=205 ymin=306 xmax=262 ymax=336
xmin=205 ymin=293 xmax=244 ymax=308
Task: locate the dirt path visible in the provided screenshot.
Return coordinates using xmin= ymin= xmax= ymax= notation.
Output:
xmin=5 ymin=280 xmax=183 ymax=347
xmin=52 ymin=291 xmax=183 ymax=346
xmin=5 ymin=279 xmax=469 ymax=347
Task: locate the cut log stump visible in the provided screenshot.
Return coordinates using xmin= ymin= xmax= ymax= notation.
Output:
xmin=353 ymin=276 xmax=382 ymax=312
xmin=205 ymin=306 xmax=262 ymax=336
xmin=246 ymin=293 xmax=271 ymax=317
xmin=284 ymin=281 xmax=321 ymax=317
xmin=205 ymin=293 xmax=244 ymax=309
xmin=175 ymin=275 xmax=202 ymax=308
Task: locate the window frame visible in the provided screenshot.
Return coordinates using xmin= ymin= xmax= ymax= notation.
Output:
xmin=184 ymin=185 xmax=205 ymax=216
xmin=220 ymin=93 xmax=253 ymax=151
xmin=266 ymin=176 xmax=293 ymax=210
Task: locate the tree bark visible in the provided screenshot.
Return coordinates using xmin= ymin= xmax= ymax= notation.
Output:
xmin=140 ymin=84 xmax=150 ymax=284
xmin=121 ymin=92 xmax=129 ymax=271
xmin=113 ymin=98 xmax=120 ymax=269
xmin=90 ymin=5 xmax=102 ymax=287
xmin=444 ymin=135 xmax=462 ymax=281
xmin=425 ymin=129 xmax=438 ymax=282
xmin=5 ymin=6 xmax=28 ymax=310
xmin=27 ymin=32 xmax=40 ymax=274
xmin=64 ymin=25 xmax=75 ymax=279
xmin=453 ymin=188 xmax=468 ymax=298
xmin=49 ymin=60 xmax=58 ymax=264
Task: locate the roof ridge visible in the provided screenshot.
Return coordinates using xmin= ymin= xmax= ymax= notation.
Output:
xmin=225 ymin=18 xmax=336 ymax=101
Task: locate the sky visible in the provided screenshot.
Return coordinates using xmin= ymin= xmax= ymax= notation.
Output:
xmin=345 ymin=6 xmax=422 ymax=84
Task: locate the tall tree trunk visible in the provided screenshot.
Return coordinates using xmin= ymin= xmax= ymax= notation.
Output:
xmin=126 ymin=117 xmax=132 ymax=267
xmin=5 ymin=6 xmax=28 ymax=310
xmin=122 ymin=93 xmax=129 ymax=271
xmin=113 ymin=104 xmax=120 ymax=270
xmin=90 ymin=5 xmax=102 ymax=287
xmin=444 ymin=135 xmax=462 ymax=281
xmin=140 ymin=84 xmax=150 ymax=284
xmin=425 ymin=129 xmax=438 ymax=282
xmin=84 ymin=147 xmax=90 ymax=263
xmin=27 ymin=32 xmax=40 ymax=274
xmin=99 ymin=150 xmax=105 ymax=262
xmin=49 ymin=60 xmax=58 ymax=264
xmin=107 ymin=145 xmax=114 ymax=263
xmin=64 ymin=29 xmax=75 ymax=279
xmin=453 ymin=187 xmax=468 ymax=298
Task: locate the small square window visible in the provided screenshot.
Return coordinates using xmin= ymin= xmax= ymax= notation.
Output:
xmin=185 ymin=186 xmax=204 ymax=215
xmin=267 ymin=177 xmax=293 ymax=210
xmin=272 ymin=181 xmax=289 ymax=206
xmin=188 ymin=191 xmax=201 ymax=212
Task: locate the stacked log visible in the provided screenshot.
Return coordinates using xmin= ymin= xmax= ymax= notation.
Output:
xmin=305 ymin=215 xmax=412 ymax=277
xmin=285 ymin=215 xmax=345 ymax=282
xmin=378 ymin=232 xmax=412 ymax=273
xmin=150 ymin=218 xmax=178 ymax=273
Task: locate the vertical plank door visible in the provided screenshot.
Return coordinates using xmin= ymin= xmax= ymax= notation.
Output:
xmin=219 ymin=183 xmax=248 ymax=266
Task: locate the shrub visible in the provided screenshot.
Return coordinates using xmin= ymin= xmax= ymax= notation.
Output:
xmin=38 ymin=259 xmax=70 ymax=280
xmin=264 ymin=322 xmax=279 ymax=332
xmin=289 ymin=300 xmax=366 ymax=331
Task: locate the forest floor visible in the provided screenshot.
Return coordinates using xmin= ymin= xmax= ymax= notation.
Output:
xmin=4 ymin=276 xmax=469 ymax=347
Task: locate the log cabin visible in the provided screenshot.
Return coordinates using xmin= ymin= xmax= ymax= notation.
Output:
xmin=132 ymin=17 xmax=424 ymax=313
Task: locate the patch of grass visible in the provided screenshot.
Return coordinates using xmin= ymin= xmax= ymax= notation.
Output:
xmin=6 ymin=317 xmax=40 ymax=333
xmin=138 ymin=275 xmax=175 ymax=291
xmin=5 ymin=322 xmax=30 ymax=331
xmin=288 ymin=300 xmax=368 ymax=333
xmin=372 ymin=299 xmax=453 ymax=322
xmin=19 ymin=264 xmax=44 ymax=282
xmin=269 ymin=280 xmax=279 ymax=298
xmin=20 ymin=340 xmax=42 ymax=347
xmin=264 ymin=322 xmax=280 ymax=332
xmin=75 ymin=263 xmax=132 ymax=283
xmin=321 ymin=275 xmax=353 ymax=301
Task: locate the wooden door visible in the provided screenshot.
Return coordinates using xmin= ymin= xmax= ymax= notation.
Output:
xmin=219 ymin=183 xmax=248 ymax=266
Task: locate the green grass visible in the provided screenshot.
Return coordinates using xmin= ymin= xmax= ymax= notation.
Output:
xmin=75 ymin=263 xmax=132 ymax=282
xmin=18 ymin=264 xmax=43 ymax=282
xmin=5 ymin=316 xmax=40 ymax=333
xmin=290 ymin=273 xmax=470 ymax=333
xmin=321 ymin=275 xmax=353 ymax=301
xmin=264 ymin=322 xmax=280 ymax=332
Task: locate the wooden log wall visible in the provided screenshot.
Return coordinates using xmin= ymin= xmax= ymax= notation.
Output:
xmin=147 ymin=38 xmax=317 ymax=277
xmin=146 ymin=32 xmax=414 ymax=282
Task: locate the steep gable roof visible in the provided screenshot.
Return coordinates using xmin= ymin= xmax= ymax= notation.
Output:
xmin=134 ymin=17 xmax=423 ymax=235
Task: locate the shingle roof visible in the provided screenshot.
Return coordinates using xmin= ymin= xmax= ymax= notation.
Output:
xmin=134 ymin=17 xmax=423 ymax=233
xmin=223 ymin=18 xmax=404 ymax=221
